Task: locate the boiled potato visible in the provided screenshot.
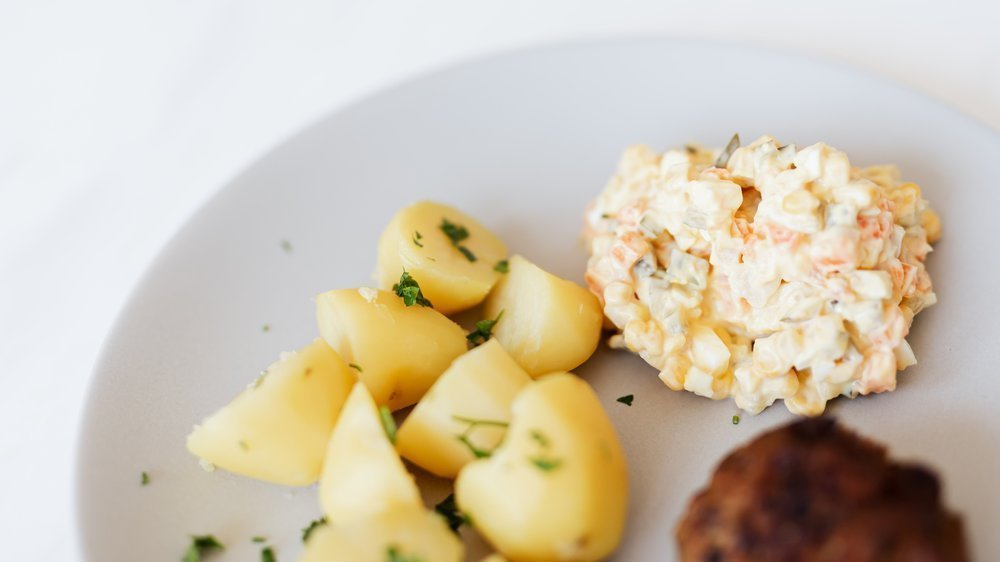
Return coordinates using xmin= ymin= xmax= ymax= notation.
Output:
xmin=455 ymin=372 xmax=628 ymax=562
xmin=319 ymin=382 xmax=421 ymax=523
xmin=186 ymin=338 xmax=354 ymax=486
xmin=396 ymin=339 xmax=532 ymax=478
xmin=316 ymin=287 xmax=467 ymax=410
xmin=483 ymin=255 xmax=603 ymax=376
xmin=299 ymin=507 xmax=463 ymax=562
xmin=480 ymin=556 xmax=509 ymax=562
xmin=376 ymin=201 xmax=508 ymax=314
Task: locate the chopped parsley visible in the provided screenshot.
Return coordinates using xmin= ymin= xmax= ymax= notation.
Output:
xmin=183 ymin=535 xmax=224 ymax=562
xmin=452 ymin=415 xmax=509 ymax=428
xmin=260 ymin=546 xmax=276 ymax=562
xmin=456 ymin=435 xmax=492 ymax=458
xmin=301 ymin=517 xmax=327 ymax=543
xmin=379 ymin=405 xmax=397 ymax=444
xmin=466 ymin=311 xmax=503 ymax=346
xmin=453 ymin=415 xmax=509 ymax=459
xmin=493 ymin=259 xmax=509 ymax=273
xmin=412 ymin=231 xmax=424 ymax=248
xmin=261 ymin=324 xmax=270 ymax=333
xmin=349 ymin=363 xmax=363 ymax=372
xmin=386 ymin=546 xmax=424 ymax=562
xmin=239 ymin=440 xmax=249 ymax=451
xmin=140 ymin=471 xmax=150 ymax=486
xmin=440 ymin=218 xmax=476 ymax=262
xmin=434 ymin=493 xmax=470 ymax=533
xmin=530 ymin=429 xmax=549 ymax=448
xmin=252 ymin=536 xmax=267 ymax=543
xmin=392 ymin=271 xmax=433 ymax=307
xmin=529 ymin=456 xmax=562 ymax=472
xmin=732 ymin=415 xmax=740 ymax=425
xmin=616 ymin=394 xmax=634 ymax=407
xmin=280 ymin=239 xmax=293 ymax=254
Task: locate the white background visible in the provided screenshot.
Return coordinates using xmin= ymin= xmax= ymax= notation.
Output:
xmin=1 ymin=1 xmax=997 ymax=559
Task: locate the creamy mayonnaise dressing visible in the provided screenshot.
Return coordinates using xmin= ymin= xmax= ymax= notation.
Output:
xmin=583 ymin=136 xmax=940 ymax=415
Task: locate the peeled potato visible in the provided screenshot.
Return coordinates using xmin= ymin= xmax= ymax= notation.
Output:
xmin=455 ymin=373 xmax=628 ymax=562
xmin=186 ymin=339 xmax=354 ymax=486
xmin=376 ymin=201 xmax=508 ymax=314
xmin=316 ymin=287 xmax=467 ymax=410
xmin=396 ymin=339 xmax=532 ymax=478
xmin=480 ymin=556 xmax=509 ymax=562
xmin=319 ymin=382 xmax=421 ymax=524
xmin=483 ymin=255 xmax=603 ymax=376
xmin=298 ymin=507 xmax=463 ymax=562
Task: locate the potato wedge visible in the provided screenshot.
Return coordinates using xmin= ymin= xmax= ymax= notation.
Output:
xmin=376 ymin=201 xmax=508 ymax=314
xmin=298 ymin=507 xmax=463 ymax=562
xmin=483 ymin=255 xmax=603 ymax=376
xmin=319 ymin=382 xmax=421 ymax=524
xmin=186 ymin=338 xmax=354 ymax=486
xmin=396 ymin=339 xmax=532 ymax=478
xmin=455 ymin=373 xmax=628 ymax=562
xmin=316 ymin=287 xmax=467 ymax=410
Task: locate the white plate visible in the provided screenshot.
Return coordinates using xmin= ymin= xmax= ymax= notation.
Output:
xmin=76 ymin=39 xmax=1000 ymax=561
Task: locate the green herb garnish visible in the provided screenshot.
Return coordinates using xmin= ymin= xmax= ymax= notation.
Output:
xmin=261 ymin=324 xmax=270 ymax=333
xmin=252 ymin=536 xmax=267 ymax=543
xmin=440 ymin=218 xmax=476 ymax=262
xmin=456 ymin=435 xmax=492 ymax=458
xmin=412 ymin=231 xmax=424 ymax=248
xmin=530 ymin=429 xmax=549 ymax=448
xmin=349 ymin=363 xmax=363 ymax=372
xmin=260 ymin=546 xmax=276 ymax=562
xmin=616 ymin=394 xmax=634 ymax=406
xmin=392 ymin=271 xmax=433 ymax=307
xmin=141 ymin=471 xmax=150 ymax=486
xmin=386 ymin=546 xmax=424 ymax=562
xmin=379 ymin=405 xmax=397 ymax=444
xmin=466 ymin=311 xmax=503 ymax=346
xmin=494 ymin=259 xmax=509 ymax=273
xmin=452 ymin=415 xmax=509 ymax=459
xmin=183 ymin=535 xmax=224 ymax=562
xmin=434 ymin=493 xmax=470 ymax=533
xmin=239 ymin=440 xmax=249 ymax=451
xmin=452 ymin=415 xmax=509 ymax=428
xmin=529 ymin=456 xmax=562 ymax=472
xmin=280 ymin=239 xmax=293 ymax=254
xmin=732 ymin=415 xmax=740 ymax=425
xmin=301 ymin=517 xmax=327 ymax=543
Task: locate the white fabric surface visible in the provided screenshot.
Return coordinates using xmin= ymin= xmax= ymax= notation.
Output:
xmin=0 ymin=1 xmax=996 ymax=559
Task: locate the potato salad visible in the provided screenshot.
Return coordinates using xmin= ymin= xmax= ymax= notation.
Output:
xmin=583 ymin=136 xmax=940 ymax=415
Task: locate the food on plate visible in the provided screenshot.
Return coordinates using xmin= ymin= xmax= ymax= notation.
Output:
xmin=676 ymin=417 xmax=967 ymax=562
xmin=583 ymin=136 xmax=940 ymax=415
xmin=456 ymin=372 xmax=628 ymax=562
xmin=316 ymin=286 xmax=467 ymax=410
xmin=483 ymin=255 xmax=603 ymax=376
xmin=186 ymin=338 xmax=355 ymax=485
xmin=376 ymin=200 xmax=509 ymax=314
xmin=298 ymin=506 xmax=463 ymax=562
xmin=318 ymin=382 xmax=421 ymax=524
xmin=396 ymin=339 xmax=532 ymax=478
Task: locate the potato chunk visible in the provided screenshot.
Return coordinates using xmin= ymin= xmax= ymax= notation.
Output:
xmin=316 ymin=287 xmax=467 ymax=410
xmin=298 ymin=507 xmax=463 ymax=562
xmin=319 ymin=382 xmax=422 ymax=524
xmin=186 ymin=339 xmax=354 ymax=486
xmin=455 ymin=373 xmax=628 ymax=562
xmin=483 ymin=255 xmax=603 ymax=376
xmin=396 ymin=340 xmax=532 ymax=478
xmin=376 ymin=201 xmax=508 ymax=314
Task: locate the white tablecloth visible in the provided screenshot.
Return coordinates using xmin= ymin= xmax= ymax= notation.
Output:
xmin=1 ymin=1 xmax=996 ymax=559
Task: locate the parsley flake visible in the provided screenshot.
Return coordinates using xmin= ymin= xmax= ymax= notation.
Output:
xmin=494 ymin=259 xmax=509 ymax=273
xmin=466 ymin=311 xmax=503 ymax=346
xmin=412 ymin=231 xmax=424 ymax=248
xmin=301 ymin=517 xmax=327 ymax=543
xmin=529 ymin=456 xmax=562 ymax=472
xmin=349 ymin=363 xmax=363 ymax=372
xmin=280 ymin=239 xmax=293 ymax=254
xmin=239 ymin=440 xmax=249 ymax=451
xmin=456 ymin=435 xmax=492 ymax=458
xmin=386 ymin=546 xmax=425 ymax=562
xmin=732 ymin=415 xmax=740 ymax=425
xmin=440 ymin=218 xmax=477 ymax=262
xmin=261 ymin=546 xmax=276 ymax=562
xmin=261 ymin=324 xmax=270 ymax=333
xmin=616 ymin=394 xmax=634 ymax=406
xmin=141 ymin=471 xmax=150 ymax=486
xmin=252 ymin=536 xmax=267 ymax=543
xmin=183 ymin=535 xmax=224 ymax=562
xmin=379 ymin=405 xmax=397 ymax=444
xmin=434 ymin=493 xmax=470 ymax=533
xmin=452 ymin=415 xmax=508 ymax=459
xmin=392 ymin=271 xmax=433 ymax=307
xmin=530 ymin=429 xmax=549 ymax=448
